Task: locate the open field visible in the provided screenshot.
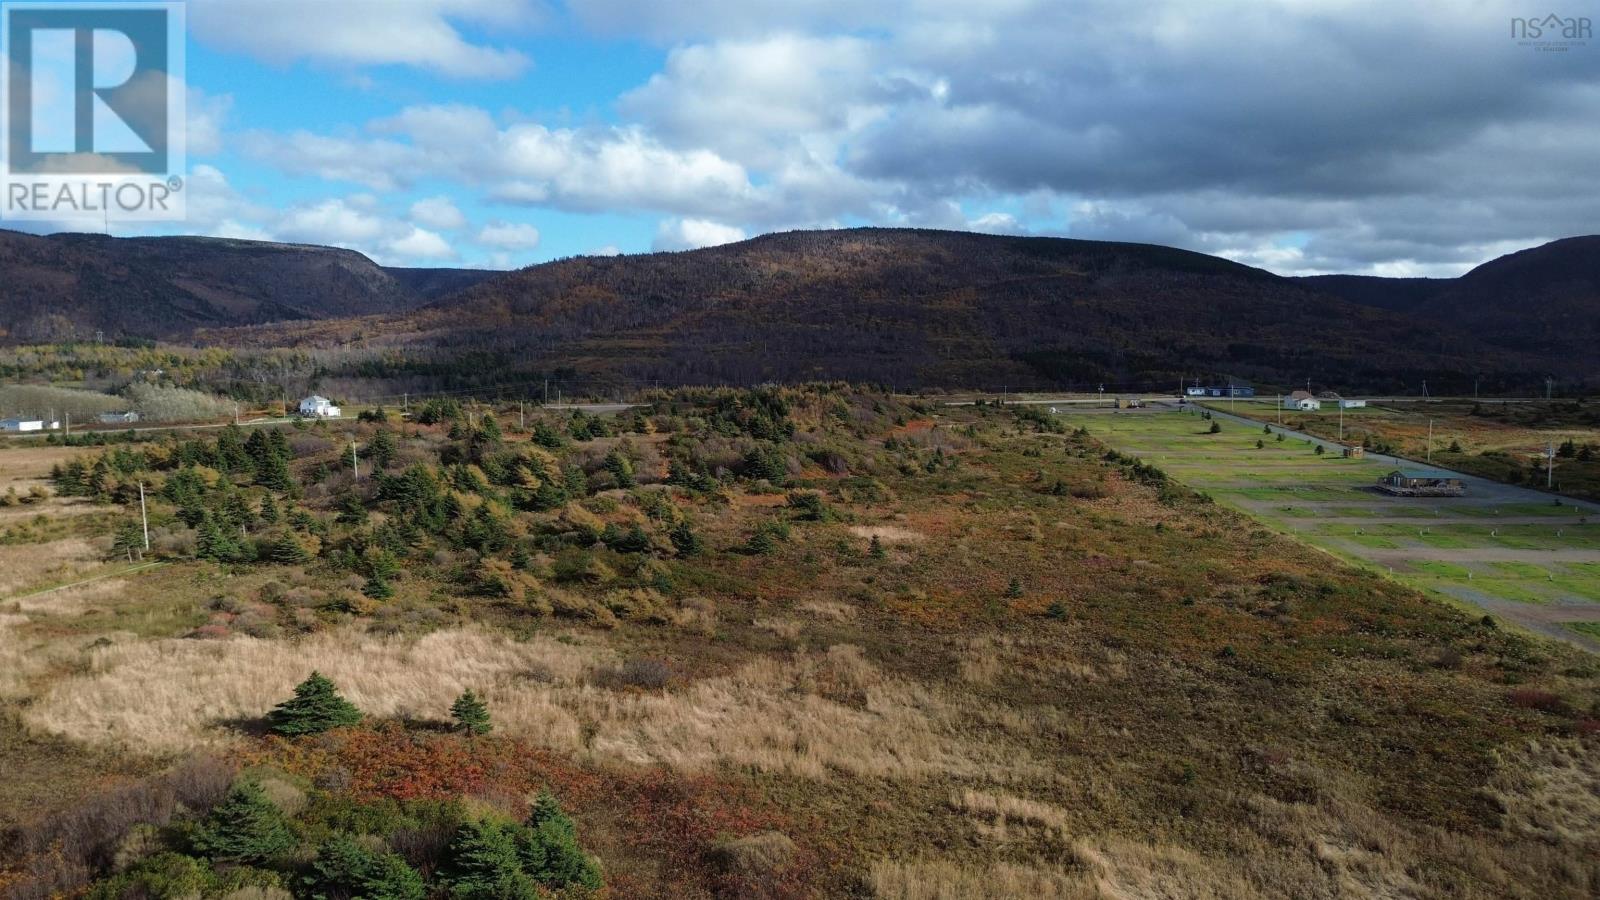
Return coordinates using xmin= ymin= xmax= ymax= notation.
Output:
xmin=1206 ymin=398 xmax=1600 ymax=503
xmin=1070 ymin=408 xmax=1600 ymax=651
xmin=1 ymin=390 xmax=1597 ymax=900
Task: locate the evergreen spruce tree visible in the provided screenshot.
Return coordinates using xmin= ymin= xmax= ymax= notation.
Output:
xmin=603 ymin=449 xmax=635 ymax=488
xmin=519 ymin=793 xmax=602 ymax=890
xmin=1004 ymin=577 xmax=1024 ymax=599
xmin=259 ymin=494 xmax=281 ymax=524
xmin=362 ymin=853 xmax=426 ymax=900
xmin=308 ymin=833 xmax=377 ymax=898
xmin=442 ymin=820 xmax=539 ymax=900
xmin=450 ymin=689 xmax=493 ymax=736
xmin=335 ymin=491 xmax=368 ymax=525
xmin=190 ymin=781 xmax=296 ymax=863
xmin=366 ymin=429 xmax=398 ymax=470
xmin=267 ymin=671 xmax=363 ymax=735
xmin=113 ymin=520 xmax=145 ymax=562
xmin=362 ymin=574 xmax=395 ymax=600
xmin=669 ymin=520 xmax=703 ymax=557
xmin=869 ymin=534 xmax=886 ymax=559
xmin=745 ymin=528 xmax=777 ymax=555
xmin=272 ymin=534 xmax=312 ymax=565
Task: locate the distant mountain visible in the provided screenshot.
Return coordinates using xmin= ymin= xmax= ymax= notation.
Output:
xmin=1297 ymin=236 xmax=1600 ymax=362
xmin=257 ymin=227 xmax=1551 ymax=392
xmin=0 ymin=230 xmax=494 ymax=342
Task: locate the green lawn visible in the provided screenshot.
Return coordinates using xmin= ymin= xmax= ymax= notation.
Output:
xmin=1069 ymin=410 xmax=1600 ymax=617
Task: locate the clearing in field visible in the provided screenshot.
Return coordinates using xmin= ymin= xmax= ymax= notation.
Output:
xmin=1068 ymin=408 xmax=1600 ymax=651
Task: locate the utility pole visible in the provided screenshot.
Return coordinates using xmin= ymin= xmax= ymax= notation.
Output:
xmin=1546 ymin=377 xmax=1554 ymax=401
xmin=351 ymin=441 xmax=359 ymax=479
xmin=1422 ymin=380 xmax=1428 ymax=399
xmin=63 ymin=412 xmax=69 ymax=439
xmin=138 ymin=482 xmax=150 ymax=552
xmin=1548 ymin=442 xmax=1556 ymax=489
xmin=519 ymin=400 xmax=525 ymax=431
xmin=1427 ymin=419 xmax=1433 ymax=464
xmin=1098 ymin=384 xmax=1104 ymax=407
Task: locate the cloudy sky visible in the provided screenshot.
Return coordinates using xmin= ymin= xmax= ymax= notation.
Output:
xmin=37 ymin=0 xmax=1600 ymax=273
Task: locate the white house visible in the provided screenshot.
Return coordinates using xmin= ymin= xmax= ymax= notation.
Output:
xmin=1283 ymin=390 xmax=1321 ymax=411
xmin=98 ymin=411 xmax=140 ymax=425
xmin=1 ymin=418 xmax=48 ymax=433
xmin=297 ymin=395 xmax=341 ymax=418
xmin=1184 ymin=387 xmax=1208 ymax=396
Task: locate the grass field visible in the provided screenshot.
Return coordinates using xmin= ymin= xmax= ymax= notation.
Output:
xmin=1205 ymin=398 xmax=1600 ymax=502
xmin=4 ymin=392 xmax=1599 ymax=900
xmin=1069 ymin=409 xmax=1600 ymax=650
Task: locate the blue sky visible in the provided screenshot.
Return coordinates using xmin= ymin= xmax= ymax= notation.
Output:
xmin=37 ymin=1 xmax=1600 ymax=275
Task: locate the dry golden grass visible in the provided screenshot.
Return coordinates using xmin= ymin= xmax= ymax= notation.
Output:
xmin=25 ymin=627 xmax=613 ymax=753
xmin=10 ymin=576 xmax=127 ymax=615
xmin=848 ymin=524 xmax=925 ymax=544
xmin=0 ymin=537 xmax=101 ymax=595
xmin=869 ymin=857 xmax=1093 ymax=899
xmin=753 ymin=616 xmax=802 ymax=639
xmin=797 ymin=599 xmax=857 ymax=621
xmin=951 ymin=788 xmax=1070 ymax=832
xmin=1492 ymin=739 xmax=1600 ymax=846
xmin=25 ymin=631 xmax=1037 ymax=780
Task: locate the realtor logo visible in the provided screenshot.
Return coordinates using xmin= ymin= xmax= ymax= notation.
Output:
xmin=1 ymin=1 xmax=186 ymax=221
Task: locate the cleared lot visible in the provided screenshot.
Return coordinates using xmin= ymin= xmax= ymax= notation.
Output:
xmin=1067 ymin=408 xmax=1600 ymax=651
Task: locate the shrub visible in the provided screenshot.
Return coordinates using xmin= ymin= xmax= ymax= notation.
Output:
xmin=190 ymin=782 xmax=295 ymax=863
xmin=266 ymin=672 xmax=363 ymax=736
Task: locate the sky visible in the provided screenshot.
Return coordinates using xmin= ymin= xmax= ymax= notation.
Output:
xmin=23 ymin=0 xmax=1600 ymax=274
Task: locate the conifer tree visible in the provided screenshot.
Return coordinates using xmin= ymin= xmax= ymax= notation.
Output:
xmin=366 ymin=429 xmax=398 ymax=470
xmin=190 ymin=781 xmax=295 ymax=863
xmin=272 ymin=534 xmax=312 ymax=565
xmin=443 ymin=820 xmax=539 ymax=900
xmin=869 ymin=534 xmax=886 ymax=559
xmin=604 ymin=448 xmax=635 ymax=488
xmin=267 ymin=671 xmax=362 ymax=735
xmin=520 ymin=793 xmax=603 ymax=890
xmin=451 ymin=689 xmax=493 ymax=735
xmin=113 ymin=520 xmax=145 ymax=562
xmin=362 ymin=574 xmax=395 ymax=600
xmin=669 ymin=520 xmax=703 ymax=557
xmin=1004 ymin=577 xmax=1024 ymax=599
xmin=363 ymin=853 xmax=427 ymax=900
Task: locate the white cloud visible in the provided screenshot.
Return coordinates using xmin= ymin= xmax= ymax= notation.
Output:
xmin=410 ymin=195 xmax=467 ymax=230
xmin=476 ymin=221 xmax=542 ymax=249
xmin=586 ymin=245 xmax=623 ymax=256
xmin=276 ymin=198 xmax=388 ymax=245
xmin=388 ymin=226 xmax=457 ymax=262
xmin=190 ymin=0 xmax=537 ymax=78
xmin=653 ymin=217 xmax=746 ymax=251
